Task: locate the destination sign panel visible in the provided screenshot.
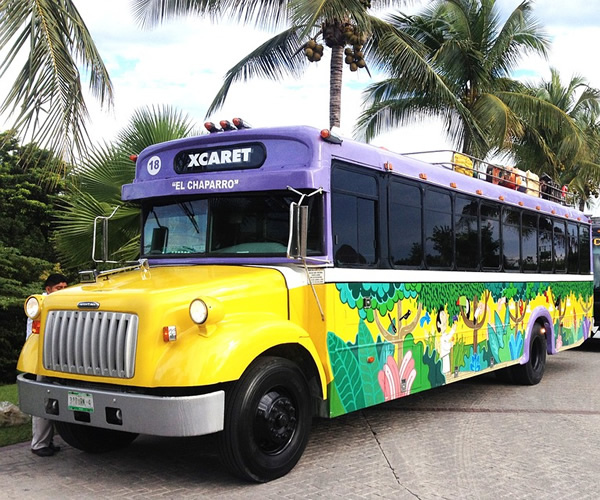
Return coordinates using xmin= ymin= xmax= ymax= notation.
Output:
xmin=173 ymin=142 xmax=266 ymax=173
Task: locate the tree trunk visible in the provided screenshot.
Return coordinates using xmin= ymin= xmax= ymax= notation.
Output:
xmin=329 ymin=45 xmax=344 ymax=128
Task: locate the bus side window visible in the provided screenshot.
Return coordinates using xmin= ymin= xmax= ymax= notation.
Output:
xmin=522 ymin=212 xmax=538 ymax=272
xmin=553 ymin=220 xmax=567 ymax=272
xmin=332 ymin=166 xmax=378 ymax=267
xmin=567 ymin=222 xmax=580 ymax=273
xmin=423 ymin=188 xmax=452 ymax=269
xmin=580 ymin=224 xmax=591 ymax=274
xmin=502 ymin=207 xmax=520 ymax=271
xmin=481 ymin=203 xmax=501 ymax=270
xmin=454 ymin=195 xmax=479 ymax=271
xmin=539 ymin=216 xmax=553 ymax=272
xmin=389 ymin=180 xmax=423 ymax=267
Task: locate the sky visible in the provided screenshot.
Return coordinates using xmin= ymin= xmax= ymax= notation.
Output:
xmin=4 ymin=1 xmax=600 ymax=168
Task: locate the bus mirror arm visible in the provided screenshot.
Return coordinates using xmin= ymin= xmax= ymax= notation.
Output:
xmin=286 ymin=186 xmax=326 ymax=321
xmin=286 ymin=186 xmax=323 ymax=260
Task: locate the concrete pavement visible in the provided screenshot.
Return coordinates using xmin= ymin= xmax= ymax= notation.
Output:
xmin=2 ymin=339 xmax=600 ymax=499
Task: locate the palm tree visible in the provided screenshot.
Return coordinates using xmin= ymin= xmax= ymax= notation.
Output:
xmin=132 ymin=0 xmax=475 ymax=131
xmin=356 ymin=0 xmax=576 ymax=160
xmin=54 ymin=105 xmax=198 ymax=268
xmin=0 ymin=0 xmax=113 ymax=166
xmin=513 ymin=68 xmax=600 ymax=209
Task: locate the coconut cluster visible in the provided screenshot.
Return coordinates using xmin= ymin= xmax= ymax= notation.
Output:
xmin=304 ymin=39 xmax=324 ymax=62
xmin=343 ymin=25 xmax=367 ymax=72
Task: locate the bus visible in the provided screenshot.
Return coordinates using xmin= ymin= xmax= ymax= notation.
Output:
xmin=17 ymin=122 xmax=593 ymax=482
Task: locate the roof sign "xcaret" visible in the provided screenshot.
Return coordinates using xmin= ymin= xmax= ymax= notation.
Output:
xmin=173 ymin=142 xmax=267 ymax=174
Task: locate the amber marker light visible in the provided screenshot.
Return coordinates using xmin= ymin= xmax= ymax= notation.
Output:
xmin=233 ymin=117 xmax=251 ymax=129
xmin=320 ymin=129 xmax=343 ymax=144
xmin=476 ymin=189 xmax=483 ymax=195
xmin=204 ymin=121 xmax=222 ymax=133
xmin=219 ymin=120 xmax=236 ymax=131
xmin=450 ymin=182 xmax=457 ymax=188
xmin=419 ymin=173 xmax=427 ymax=180
xmin=163 ymin=326 xmax=177 ymax=342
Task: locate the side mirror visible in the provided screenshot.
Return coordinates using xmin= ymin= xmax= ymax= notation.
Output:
xmin=92 ymin=207 xmax=119 ymax=263
xmin=287 ymin=202 xmax=308 ymax=259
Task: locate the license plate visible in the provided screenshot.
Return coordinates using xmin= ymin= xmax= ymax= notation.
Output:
xmin=68 ymin=391 xmax=94 ymax=413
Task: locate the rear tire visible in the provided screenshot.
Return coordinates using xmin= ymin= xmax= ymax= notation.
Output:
xmin=508 ymin=324 xmax=547 ymax=385
xmin=220 ymin=356 xmax=312 ymax=482
xmin=55 ymin=422 xmax=138 ymax=453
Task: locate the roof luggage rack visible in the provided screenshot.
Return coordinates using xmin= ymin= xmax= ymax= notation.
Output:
xmin=402 ymin=149 xmax=571 ymax=206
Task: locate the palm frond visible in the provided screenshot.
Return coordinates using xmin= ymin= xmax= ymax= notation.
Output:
xmin=0 ymin=0 xmax=113 ymax=163
xmin=486 ymin=0 xmax=549 ymax=77
xmin=360 ymin=17 xmax=486 ymax=152
xmin=117 ymin=104 xmax=198 ymax=154
xmin=54 ymin=105 xmax=197 ymax=267
xmin=132 ymin=0 xmax=292 ymax=31
xmin=471 ymin=92 xmax=524 ymax=150
xmin=206 ymin=26 xmax=309 ymax=117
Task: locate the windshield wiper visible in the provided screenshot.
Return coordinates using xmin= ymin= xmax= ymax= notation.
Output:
xmin=179 ymin=202 xmax=200 ymax=234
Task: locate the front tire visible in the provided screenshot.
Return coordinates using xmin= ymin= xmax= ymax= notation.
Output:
xmin=55 ymin=422 xmax=138 ymax=453
xmin=220 ymin=357 xmax=312 ymax=482
xmin=508 ymin=324 xmax=547 ymax=385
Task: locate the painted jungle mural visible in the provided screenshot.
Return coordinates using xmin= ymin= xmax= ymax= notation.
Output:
xmin=327 ymin=281 xmax=592 ymax=417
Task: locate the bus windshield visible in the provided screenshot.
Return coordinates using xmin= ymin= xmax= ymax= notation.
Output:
xmin=142 ymin=191 xmax=322 ymax=257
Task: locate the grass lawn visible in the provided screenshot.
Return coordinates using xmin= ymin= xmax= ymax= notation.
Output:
xmin=0 ymin=384 xmax=31 ymax=447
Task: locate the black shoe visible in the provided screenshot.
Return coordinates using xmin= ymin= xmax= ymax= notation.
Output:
xmin=49 ymin=442 xmax=61 ymax=452
xmin=32 ymin=447 xmax=54 ymax=457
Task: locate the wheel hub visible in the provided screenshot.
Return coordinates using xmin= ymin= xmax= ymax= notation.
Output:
xmin=255 ymin=390 xmax=297 ymax=454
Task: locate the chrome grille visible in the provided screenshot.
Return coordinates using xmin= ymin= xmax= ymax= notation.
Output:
xmin=43 ymin=311 xmax=138 ymax=378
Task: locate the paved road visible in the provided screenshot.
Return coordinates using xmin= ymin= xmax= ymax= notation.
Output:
xmin=3 ymin=340 xmax=600 ymax=499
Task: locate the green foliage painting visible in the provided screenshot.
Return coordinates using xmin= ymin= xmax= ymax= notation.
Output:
xmin=328 ymin=279 xmax=592 ymax=418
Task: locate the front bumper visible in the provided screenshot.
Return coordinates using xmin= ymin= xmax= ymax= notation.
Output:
xmin=17 ymin=373 xmax=224 ymax=437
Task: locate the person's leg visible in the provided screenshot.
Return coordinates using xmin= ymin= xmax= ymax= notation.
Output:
xmin=31 ymin=416 xmax=53 ymax=451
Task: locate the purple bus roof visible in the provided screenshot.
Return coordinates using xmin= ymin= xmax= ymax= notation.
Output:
xmin=122 ymin=125 xmax=589 ymax=223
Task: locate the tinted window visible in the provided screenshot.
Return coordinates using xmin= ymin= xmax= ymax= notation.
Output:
xmin=553 ymin=220 xmax=566 ymax=272
xmin=332 ymin=167 xmax=377 ymax=266
xmin=580 ymin=224 xmax=591 ymax=273
xmin=522 ymin=212 xmax=538 ymax=271
xmin=567 ymin=222 xmax=579 ymax=273
xmin=455 ymin=195 xmax=479 ymax=270
xmin=424 ymin=189 xmax=452 ymax=268
xmin=389 ymin=181 xmax=423 ymax=267
xmin=333 ymin=168 xmax=377 ymax=196
xmin=502 ymin=208 xmax=520 ymax=271
xmin=481 ymin=203 xmax=500 ymax=269
xmin=539 ymin=217 xmax=553 ymax=271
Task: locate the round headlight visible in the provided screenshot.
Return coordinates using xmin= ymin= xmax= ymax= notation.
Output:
xmin=190 ymin=299 xmax=208 ymax=324
xmin=25 ymin=296 xmax=41 ymax=320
